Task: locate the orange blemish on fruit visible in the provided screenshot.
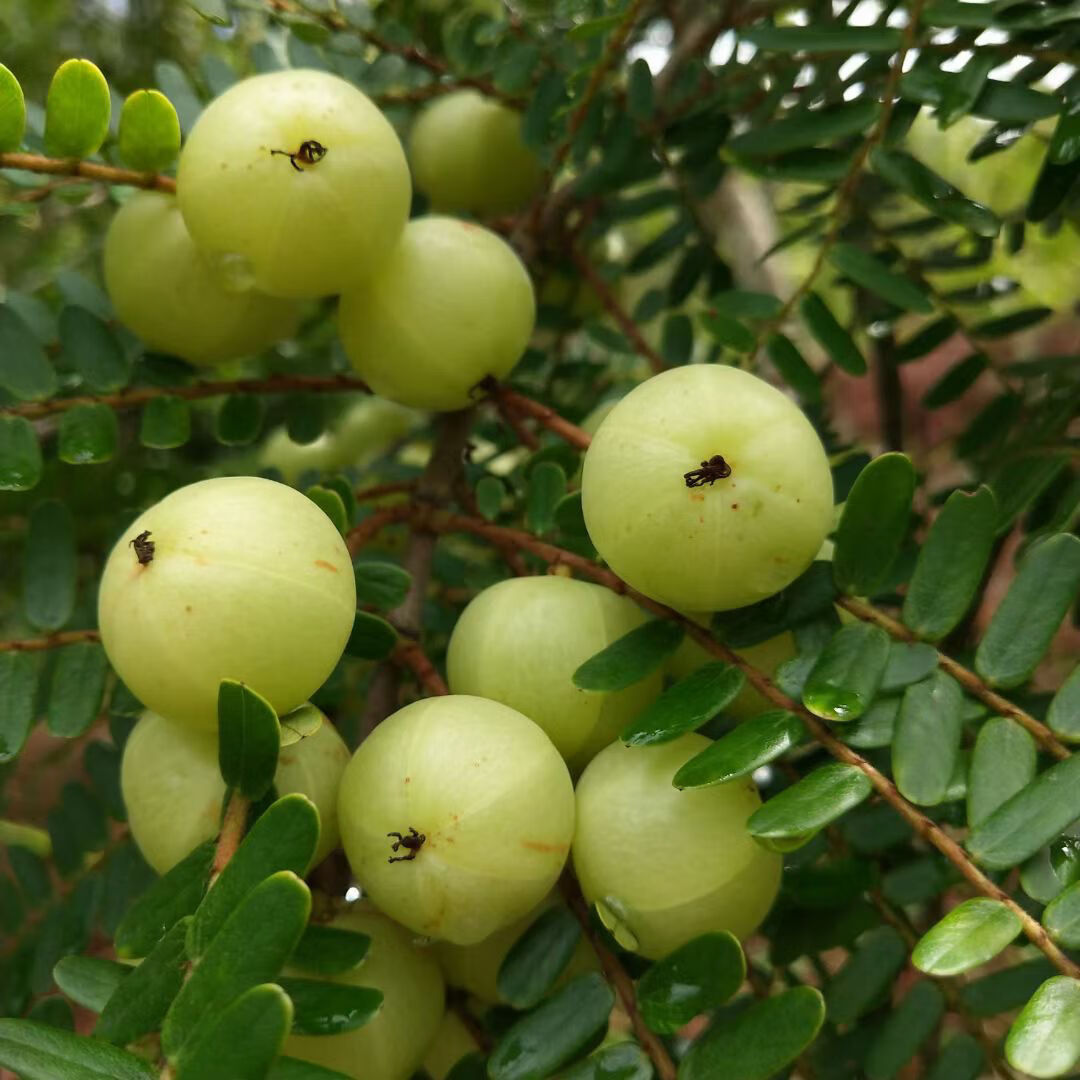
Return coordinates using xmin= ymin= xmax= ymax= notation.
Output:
xmin=314 ymin=559 xmax=338 ymax=572
xmin=521 ymin=839 xmax=570 ymax=853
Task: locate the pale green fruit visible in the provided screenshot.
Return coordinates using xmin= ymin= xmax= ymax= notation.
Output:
xmin=103 ymin=191 xmax=300 ymax=365
xmin=422 ymin=1011 xmax=481 ymax=1080
xmin=446 ymin=576 xmax=662 ymax=770
xmin=177 ymin=69 xmax=410 ymax=299
xmin=409 ymin=91 xmax=542 ymax=216
xmin=121 ymin=709 xmax=349 ymax=874
xmin=338 ymin=696 xmax=575 ymax=945
xmin=581 ymin=365 xmax=834 ymax=612
xmin=98 ymin=477 xmax=355 ymax=730
xmin=572 ymin=735 xmax=781 ymax=960
xmin=434 ymin=893 xmax=598 ymax=1005
xmin=339 ymin=216 xmax=535 ymax=411
xmin=284 ymin=904 xmax=445 ymax=1080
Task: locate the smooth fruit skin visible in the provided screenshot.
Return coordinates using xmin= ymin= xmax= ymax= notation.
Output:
xmin=121 ymin=709 xmax=349 ymax=874
xmin=338 ymin=216 xmax=535 ymax=411
xmin=337 ymin=695 xmax=575 ymax=945
xmin=572 ymin=735 xmax=781 ymax=960
xmin=98 ymin=476 xmax=355 ymax=730
xmin=446 ymin=576 xmax=662 ymax=770
xmin=104 ymin=192 xmax=300 ymax=365
xmin=580 ymin=365 xmax=834 ymax=612
xmin=177 ymin=69 xmax=411 ymax=299
xmin=422 ymin=1011 xmax=481 ymax=1080
xmin=409 ymin=91 xmax=542 ymax=216
xmin=284 ymin=904 xmax=445 ymax=1080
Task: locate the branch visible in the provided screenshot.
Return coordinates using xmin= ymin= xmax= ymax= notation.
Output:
xmin=391 ymin=639 xmax=449 ymax=696
xmin=0 ymin=629 xmax=100 ymax=653
xmin=210 ymin=791 xmax=250 ymax=880
xmin=0 ymin=151 xmax=176 ymax=192
xmin=481 ymin=379 xmax=592 ymax=450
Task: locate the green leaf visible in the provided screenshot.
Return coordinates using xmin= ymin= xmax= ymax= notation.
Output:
xmin=742 ymin=25 xmax=903 ymax=50
xmin=97 ymin=916 xmax=189 ymax=1044
xmin=53 ymin=956 xmax=130 ymax=1013
xmin=188 ymin=794 xmax=319 ymax=962
xmin=870 ymin=148 xmax=1001 ymax=236
xmin=354 ymin=561 xmax=411 ymax=611
xmin=626 ymin=58 xmax=653 ymax=121
xmin=344 ymin=611 xmax=397 ymax=660
xmin=288 ymin=925 xmax=371 ymax=977
xmin=216 ymin=394 xmax=264 ymax=446
xmin=828 ymin=244 xmax=932 ymax=313
xmin=287 ymin=396 xmax=325 ymax=446
xmin=560 ymin=1042 xmax=651 ymax=1080
xmin=154 ymin=60 xmax=202 ymax=135
xmin=162 ymin=871 xmax=310 ymax=1058
xmin=621 ymin=662 xmax=745 ymax=746
xmin=937 ymin=53 xmax=996 ymax=128
xmin=187 ymin=0 xmax=232 ymax=25
xmin=59 ymin=307 xmax=128 ymax=392
xmin=700 ymin=311 xmax=755 ymax=352
xmin=1048 ymin=665 xmax=1080 ymax=742
xmin=475 ymin=476 xmax=504 ymax=521
xmin=895 ymin=316 xmax=959 ymax=363
xmin=833 ymin=453 xmax=915 ymax=596
xmin=47 ymin=642 xmax=108 ymax=738
xmin=176 ymin=984 xmax=293 ymax=1080
xmin=1049 ymin=101 xmax=1080 ymax=165
xmin=638 ymin=932 xmax=744 ymax=1035
xmin=892 ymin=671 xmax=964 ymax=806
xmin=975 ymin=535 xmax=1080 ymax=688
xmin=0 ymin=650 xmax=38 ymax=762
xmin=496 ymin=906 xmax=581 ymax=1011
xmin=912 ymin=898 xmax=1021 ymax=977
xmin=573 ymin=620 xmax=684 ymax=692
xmin=960 ymin=958 xmax=1057 ymax=1017
xmin=968 ymin=753 xmax=1080 ymax=870
xmin=971 ymin=307 xmax=1053 ymax=339
xmin=115 ymin=840 xmax=214 ymax=958
xmin=1044 ymin=881 xmax=1080 ymax=948
xmin=0 ymin=416 xmax=42 ymax=491
xmin=44 ymin=58 xmax=111 ymax=158
xmin=277 ymin=977 xmax=381 ymax=1036
xmin=58 ymin=404 xmax=118 ymax=464
xmin=140 ymin=396 xmax=191 ymax=449
xmin=0 ymin=306 xmax=57 ymax=402
xmin=903 ymin=486 xmax=997 ymax=641
xmin=304 ymin=486 xmax=347 ymax=536
xmin=117 ymin=89 xmax=181 ymax=171
xmin=527 ymin=461 xmax=566 ymax=536
xmin=991 ymin=455 xmax=1069 ymax=537
xmin=881 ymin=642 xmax=938 ymax=691
xmin=921 ymin=353 xmax=987 ymax=408
xmin=925 ymin=1034 xmax=985 ymax=1080
xmin=826 ymin=926 xmax=907 ymax=1023
xmin=729 ymin=101 xmax=878 ymax=156
xmin=24 ymin=500 xmax=76 ymax=632
xmin=747 ymin=763 xmax=873 ymax=843
xmin=680 ymin=986 xmax=825 ymax=1080
xmin=488 ymin=973 xmax=615 ymax=1080
xmin=1005 ymin=977 xmax=1080 ymax=1079
xmin=270 ymin=1058 xmax=352 ymax=1080
xmin=711 ymin=291 xmax=783 ymax=320
xmin=765 ymin=333 xmax=821 ymax=402
xmin=554 ymin=491 xmax=588 ymax=537
xmin=673 ymin=710 xmax=805 ymax=789
xmin=0 ymin=62 xmax=26 ymax=150
xmin=217 ymin=680 xmax=280 ymax=801
xmin=0 ymin=1019 xmax=155 ymax=1080
xmin=865 ymin=981 xmax=945 ymax=1080
xmin=802 ymin=623 xmax=891 ymax=722
xmin=968 ymin=717 xmax=1037 ymax=826
xmin=799 ymin=293 xmax=866 ymax=375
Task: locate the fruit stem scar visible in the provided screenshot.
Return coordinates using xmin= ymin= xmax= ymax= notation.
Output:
xmin=270 ymin=139 xmax=329 ymax=172
xmin=684 ymin=455 xmax=732 ymax=488
xmin=388 ymin=826 xmax=425 ymax=863
xmin=129 ymin=530 xmax=155 ymax=565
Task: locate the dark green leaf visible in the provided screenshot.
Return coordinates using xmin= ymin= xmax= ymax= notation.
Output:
xmin=700 ymin=310 xmax=755 ymax=352
xmin=488 ymin=973 xmax=615 ymax=1080
xmin=304 ymin=486 xmax=347 ymax=536
xmin=58 ymin=404 xmax=118 ymax=464
xmin=0 ymin=652 xmax=39 ymax=762
xmin=0 ymin=306 xmax=56 ymax=401
xmin=881 ymin=642 xmax=938 ymax=692
xmin=217 ymin=680 xmax=280 ymax=801
xmin=892 ymin=671 xmax=964 ymax=806
xmin=1044 ymin=880 xmax=1080 ymax=947
xmin=742 ymin=25 xmax=903 ymax=50
xmin=475 ymin=476 xmax=504 ymax=521
xmin=937 ymin=54 xmax=996 ymax=128
xmin=729 ymin=100 xmax=878 ymax=156
xmin=991 ymin=455 xmax=1069 ymax=537
xmin=713 ymin=562 xmax=837 ymax=648
xmin=0 ymin=416 xmax=43 ymax=491
xmin=1027 ymin=157 xmax=1080 ymax=224
xmin=925 ymin=1034 xmax=984 ymax=1080
xmin=24 ymin=500 xmax=76 ymax=632
xmin=289 ymin=925 xmax=371 ymax=977
xmin=554 ymin=491 xmax=588 ymax=537
xmin=638 ymin=932 xmax=744 ymax=1035
xmin=344 ymin=611 xmax=397 ymax=660
xmin=0 ymin=1019 xmax=155 ymax=1080
xmin=353 ymin=561 xmax=411 ymax=611
xmin=559 ymin=1042 xmax=651 ymax=1080
xmin=865 ymin=981 xmax=945 ymax=1080
xmin=712 ymin=291 xmax=783 ymax=320
xmin=626 ymin=59 xmax=653 ymax=121
xmin=47 ymin=643 xmax=108 ymax=738
xmin=799 ymin=293 xmax=865 ymax=375
xmin=117 ymin=89 xmax=181 ymax=172
xmin=912 ymin=899 xmax=1021 ymax=976
xmin=975 ymin=534 xmax=1080 ymax=688
xmin=673 ymin=710 xmax=805 ymax=788
xmin=622 ymin=662 xmax=744 ymax=746
xmin=828 ymin=244 xmax=932 ymax=313
xmin=970 ymin=307 xmax=1053 ymax=339
xmin=765 ymin=333 xmax=821 ymax=402
xmin=661 ymin=314 xmax=693 ymax=365
xmin=59 ymin=307 xmax=128 ymax=392
xmin=1050 ymin=100 xmax=1080 ymax=165
xmin=826 ymin=926 xmax=907 ymax=1023
xmin=960 ymin=958 xmax=1058 ymax=1017
xmin=573 ymin=620 xmax=684 ymax=692
xmin=527 ymin=461 xmax=566 ymax=536
xmin=968 ymin=717 xmax=1037 ymax=826
xmin=216 ymin=395 xmax=264 ymax=446
xmin=496 ymin=906 xmax=581 ymax=1010
xmin=53 ymin=956 xmax=130 ymax=1013
xmin=44 ymin=58 xmax=111 ymax=158
xmin=140 ymin=396 xmax=191 ymax=449
xmin=922 ymin=354 xmax=987 ymax=408
xmin=277 ymin=977 xmax=381 ymax=1036
xmin=1005 ymin=976 xmax=1080 ymax=1079
xmin=1048 ymin=665 xmax=1080 ymax=742
xmin=803 ymin=623 xmax=890 ymax=723
xmin=895 ymin=316 xmax=959 ymax=363
xmin=270 ymin=1057 xmax=352 ymax=1080
xmin=747 ymin=763 xmax=873 ymax=842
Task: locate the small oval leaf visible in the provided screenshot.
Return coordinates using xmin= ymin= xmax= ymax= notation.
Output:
xmin=118 ymin=89 xmax=181 ymax=172
xmin=44 ymin=58 xmax=112 ymax=158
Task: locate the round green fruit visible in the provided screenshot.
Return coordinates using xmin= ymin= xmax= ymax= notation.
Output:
xmin=121 ymin=708 xmax=349 ymax=874
xmin=338 ymin=215 xmax=535 ymax=411
xmin=103 ymin=191 xmax=300 ymax=365
xmin=572 ymin=735 xmax=781 ymax=960
xmin=177 ymin=70 xmax=411 ymax=299
xmin=337 ymin=695 xmax=575 ymax=945
xmin=98 ymin=476 xmax=355 ymax=730
xmin=409 ymin=91 xmax=542 ymax=216
xmin=284 ymin=904 xmax=445 ymax=1080
xmin=581 ymin=365 xmax=834 ymax=612
xmin=446 ymin=576 xmax=662 ymax=770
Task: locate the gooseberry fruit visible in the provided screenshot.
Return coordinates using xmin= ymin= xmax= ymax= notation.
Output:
xmin=337 ymin=695 xmax=575 ymax=945
xmin=581 ymin=365 xmax=834 ymax=612
xmin=176 ymin=69 xmax=411 ymax=299
xmin=103 ymin=191 xmax=300 ymax=365
xmin=572 ymin=735 xmax=781 ymax=959
xmin=446 ymin=576 xmax=662 ymax=770
xmin=98 ymin=476 xmax=355 ymax=730
xmin=284 ymin=904 xmax=445 ymax=1080
xmin=338 ymin=216 xmax=535 ymax=411
xmin=121 ymin=708 xmax=349 ymax=874
xmin=408 ymin=91 xmax=542 ymax=216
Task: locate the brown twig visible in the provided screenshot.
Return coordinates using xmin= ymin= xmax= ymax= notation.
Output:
xmin=487 ymin=383 xmax=593 ymax=451
xmin=0 ymin=151 xmax=176 ymax=192
xmin=354 ymin=482 xmax=417 ymax=504
xmin=210 ymin=792 xmax=251 ymax=880
xmin=491 ymin=389 xmax=541 ymax=450
xmin=391 ymin=639 xmax=449 ymax=697
xmin=0 ymin=629 xmax=100 ymax=653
